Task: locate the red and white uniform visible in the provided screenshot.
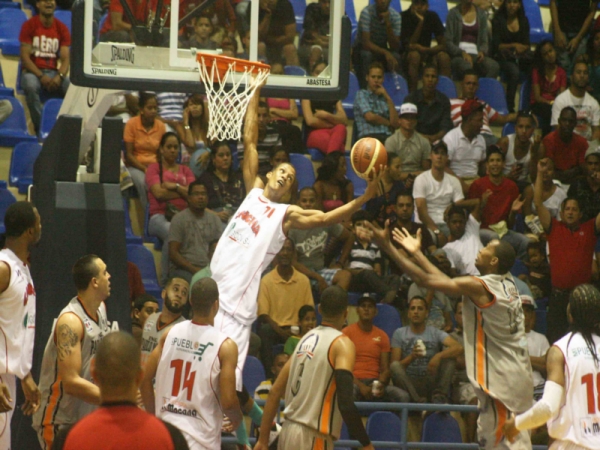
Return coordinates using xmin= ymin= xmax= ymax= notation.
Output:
xmin=19 ymin=16 xmax=71 ymax=71
xmin=155 ymin=321 xmax=229 ymax=450
xmin=0 ymin=248 xmax=36 ymax=450
xmin=548 ymin=332 xmax=600 ymax=450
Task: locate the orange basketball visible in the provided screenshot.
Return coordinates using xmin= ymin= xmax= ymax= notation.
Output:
xmin=350 ymin=138 xmax=388 ymax=180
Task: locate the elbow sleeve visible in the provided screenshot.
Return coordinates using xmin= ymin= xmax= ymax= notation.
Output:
xmin=334 ymin=369 xmax=371 ymax=447
xmin=515 ymin=380 xmax=563 ymax=431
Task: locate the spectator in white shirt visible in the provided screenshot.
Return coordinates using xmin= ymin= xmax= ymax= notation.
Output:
xmin=443 ymin=203 xmax=484 ymax=276
xmin=521 ymin=295 xmax=550 ymax=401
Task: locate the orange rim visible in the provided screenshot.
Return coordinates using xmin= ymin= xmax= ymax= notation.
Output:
xmin=196 ymin=52 xmax=271 ymax=78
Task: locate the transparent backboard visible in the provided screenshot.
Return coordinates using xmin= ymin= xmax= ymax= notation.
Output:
xmin=70 ymin=0 xmax=351 ymax=99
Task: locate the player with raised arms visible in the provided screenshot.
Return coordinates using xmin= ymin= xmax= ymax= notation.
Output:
xmin=365 ymin=223 xmax=533 ymax=450
xmin=504 ymin=284 xmax=600 ymax=450
xmin=210 ymin=80 xmax=383 ymax=446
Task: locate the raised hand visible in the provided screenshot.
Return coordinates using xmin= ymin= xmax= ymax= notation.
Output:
xmin=364 ymin=165 xmax=387 ymax=200
xmin=392 ymin=227 xmax=422 ymax=255
xmin=363 ymin=220 xmax=391 ymax=251
xmin=511 ymin=195 xmax=525 ymax=213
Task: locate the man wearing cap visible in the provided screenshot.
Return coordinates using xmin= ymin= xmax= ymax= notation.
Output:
xmin=539 ymin=106 xmax=588 ymax=184
xmin=567 ymin=146 xmax=600 ymax=222
xmin=443 ymin=99 xmax=487 ymax=194
xmin=385 ymin=103 xmax=431 ymax=187
xmin=450 ymin=70 xmax=517 ymax=147
xmin=405 ymin=65 xmax=454 ymax=144
xmin=342 ymin=296 xmax=409 ymax=403
xmin=521 ymin=295 xmax=550 ymax=401
xmin=400 ymin=0 xmax=450 ymax=93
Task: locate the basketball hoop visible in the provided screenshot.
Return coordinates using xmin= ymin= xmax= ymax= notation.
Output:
xmin=196 ymin=53 xmax=271 ymax=141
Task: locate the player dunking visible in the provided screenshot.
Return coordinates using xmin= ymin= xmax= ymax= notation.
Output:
xmin=210 ymin=81 xmax=382 ymax=445
xmin=367 ymin=224 xmax=534 ymax=449
xmin=504 ymin=284 xmax=600 ymax=450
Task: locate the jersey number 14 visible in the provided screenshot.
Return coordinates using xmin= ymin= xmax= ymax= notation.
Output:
xmin=171 ymin=359 xmax=196 ymax=401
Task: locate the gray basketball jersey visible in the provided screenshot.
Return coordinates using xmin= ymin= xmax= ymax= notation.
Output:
xmin=34 ymin=297 xmax=111 ymax=430
xmin=140 ymin=312 xmax=186 ymax=367
xmin=283 ymin=325 xmax=344 ymax=439
xmin=463 ymin=273 xmax=533 ymax=413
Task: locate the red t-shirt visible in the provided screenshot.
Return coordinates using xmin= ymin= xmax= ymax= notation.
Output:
xmin=145 ymin=163 xmax=196 ymax=217
xmin=547 ymin=218 xmax=597 ymax=289
xmin=100 ymin=0 xmax=152 ymax=34
xmin=468 ymin=176 xmax=519 ymax=229
xmin=342 ymin=322 xmax=390 ymax=380
xmin=19 ymin=16 xmax=71 ymax=71
xmin=530 ymin=67 xmax=567 ymax=104
xmin=543 ymin=131 xmax=588 ymax=171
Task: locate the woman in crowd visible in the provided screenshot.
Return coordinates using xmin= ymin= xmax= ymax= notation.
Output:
xmin=313 ymin=152 xmax=354 ymax=212
xmin=266 ymin=62 xmax=299 ymax=124
xmin=445 ymin=0 xmax=500 ymax=80
xmin=301 ymin=61 xmax=348 ymax=155
xmin=492 ymin=0 xmax=532 ymax=113
xmin=365 ymin=153 xmax=405 ymax=227
xmin=530 ymin=40 xmax=567 ymax=136
xmin=124 ymin=92 xmax=166 ymax=211
xmin=181 ymin=94 xmax=211 ymax=178
xmin=198 ymin=141 xmax=245 ymax=224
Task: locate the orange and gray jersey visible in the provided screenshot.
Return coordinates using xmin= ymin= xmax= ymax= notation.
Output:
xmin=283 ymin=326 xmax=344 ymax=440
xmin=140 ymin=312 xmax=185 ymax=368
xmin=462 ymin=273 xmax=533 ymax=413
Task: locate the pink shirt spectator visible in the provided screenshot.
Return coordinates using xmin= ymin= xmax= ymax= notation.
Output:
xmin=266 ymin=98 xmax=293 ymax=123
xmin=146 ymin=163 xmax=195 ymax=216
xmin=530 ymin=67 xmax=567 ymax=104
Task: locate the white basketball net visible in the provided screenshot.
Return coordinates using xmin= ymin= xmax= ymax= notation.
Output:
xmin=197 ymin=55 xmax=270 ymax=141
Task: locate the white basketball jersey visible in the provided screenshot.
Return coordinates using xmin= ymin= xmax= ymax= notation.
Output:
xmin=283 ymin=326 xmax=344 ymax=439
xmin=463 ymin=273 xmax=533 ymax=413
xmin=155 ymin=320 xmax=229 ymax=449
xmin=0 ymin=248 xmax=35 ymax=379
xmin=34 ymin=298 xmax=111 ymax=429
xmin=140 ymin=312 xmax=185 ymax=368
xmin=548 ymin=332 xmax=600 ymax=448
xmin=210 ymin=188 xmax=289 ymax=325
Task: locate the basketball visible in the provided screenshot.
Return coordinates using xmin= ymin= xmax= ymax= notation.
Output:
xmin=350 ymin=138 xmax=388 ymax=180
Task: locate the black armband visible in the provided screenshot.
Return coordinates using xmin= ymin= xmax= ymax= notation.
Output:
xmin=334 ymin=369 xmax=371 ymax=447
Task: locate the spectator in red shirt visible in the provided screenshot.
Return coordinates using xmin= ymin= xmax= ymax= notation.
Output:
xmin=19 ymin=0 xmax=71 ymax=132
xmin=342 ymin=296 xmax=409 ymax=403
xmin=468 ymin=146 xmax=530 ymax=257
xmin=539 ymin=106 xmax=588 ymax=184
xmin=534 ymin=158 xmax=600 ymax=344
xmin=99 ymin=0 xmax=149 ymax=43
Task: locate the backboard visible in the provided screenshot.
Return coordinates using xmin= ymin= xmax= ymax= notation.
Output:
xmin=70 ymin=0 xmax=351 ymax=100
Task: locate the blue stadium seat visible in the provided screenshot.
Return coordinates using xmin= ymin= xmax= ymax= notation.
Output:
xmin=502 ymin=122 xmax=515 ymax=136
xmin=126 ymin=244 xmax=162 ymax=303
xmin=523 ymin=0 xmax=552 ymax=44
xmin=428 ymin=0 xmax=449 ymax=25
xmin=351 ymin=26 xmax=358 ymax=46
xmin=0 ymin=188 xmax=17 ymax=234
xmin=0 ymin=9 xmax=27 ymax=56
xmin=289 ymin=153 xmax=316 ymax=190
xmin=343 ymin=71 xmax=359 ymax=120
xmin=422 ymin=412 xmax=463 ymax=444
xmin=476 ymin=78 xmax=509 ymax=115
xmin=122 ymin=198 xmax=143 ymax=245
xmin=337 ymin=422 xmax=352 ymax=450
xmin=373 ymin=303 xmax=402 ymax=340
xmin=537 ymin=0 xmax=550 ymax=5
xmin=54 ymin=9 xmax=71 ymax=34
xmin=345 ymin=156 xmax=367 ymax=197
xmin=535 ymin=309 xmax=547 ymax=335
xmin=510 ymin=259 xmax=528 ymax=278
xmin=143 ymin=203 xmax=162 ymax=250
xmin=519 ymin=80 xmax=531 ymax=112
xmin=0 ymin=65 xmax=14 ymax=97
xmin=39 ymin=98 xmax=62 ymax=140
xmin=369 ymin=0 xmax=401 ymax=12
xmin=436 ymin=75 xmax=457 ymax=99
xmin=288 ymin=0 xmax=306 ymax=34
xmin=383 ymin=72 xmax=409 ymax=109
xmin=0 ymin=97 xmax=38 ymax=147
xmin=243 ymin=356 xmax=266 ymax=395
xmin=0 ymin=2 xmax=20 ymax=10
xmin=284 ymin=65 xmax=307 ymax=77
xmin=345 ymin=0 xmax=357 ymax=32
xmin=366 ymin=411 xmax=402 ymax=448
xmin=9 ymin=141 xmax=41 ymax=194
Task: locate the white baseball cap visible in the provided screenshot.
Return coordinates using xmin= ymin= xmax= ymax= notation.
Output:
xmin=399 ymin=103 xmax=418 ymax=116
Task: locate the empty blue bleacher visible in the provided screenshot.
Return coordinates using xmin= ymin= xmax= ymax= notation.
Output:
xmin=502 ymin=122 xmax=515 ymax=136
xmin=476 ymin=77 xmax=509 ymax=115
xmin=289 ymin=0 xmax=306 ymax=34
xmin=122 ymin=198 xmax=143 ymax=245
xmin=429 ymin=0 xmax=449 ymax=25
xmin=0 ymin=65 xmax=14 ymax=97
xmin=284 ymin=65 xmax=307 ymax=77
xmin=143 ymin=203 xmax=162 ymax=250
xmin=0 ymin=97 xmax=38 ymax=147
xmin=243 ymin=356 xmax=266 ymax=395
xmin=9 ymin=141 xmax=41 ymax=194
xmin=289 ymin=153 xmax=316 ymax=190
xmin=519 ymin=80 xmax=532 ymax=112
xmin=345 ymin=0 xmax=358 ymax=32
xmin=372 ymin=303 xmax=402 ymax=340
xmin=343 ymin=71 xmax=360 ymax=120
xmin=436 ymin=75 xmax=457 ymax=99
xmin=54 ymin=9 xmax=72 ymax=35
xmin=0 ymin=9 xmax=27 ymax=56
xmin=39 ymin=98 xmax=62 ymax=140
xmin=0 ymin=189 xmax=16 ymax=234
xmin=0 ymin=2 xmax=20 ymax=10
xmin=126 ymin=244 xmax=163 ymax=305
xmin=422 ymin=412 xmax=463 ymax=444
xmin=523 ymin=0 xmax=552 ymax=44
xmin=366 ymin=411 xmax=402 ymax=448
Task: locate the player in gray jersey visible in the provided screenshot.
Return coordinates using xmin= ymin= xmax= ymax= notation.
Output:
xmin=33 ymin=255 xmax=114 ymax=450
xmin=255 ymin=287 xmax=374 ymax=450
xmin=368 ymin=224 xmax=534 ymax=450
xmin=140 ymin=277 xmax=189 ymax=367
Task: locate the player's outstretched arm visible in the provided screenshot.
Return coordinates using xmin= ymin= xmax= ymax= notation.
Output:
xmin=219 ymin=338 xmax=243 ymax=430
xmin=504 ymin=346 xmax=566 ymax=441
xmin=254 ymin=358 xmax=292 ymax=450
xmin=56 ymin=313 xmax=101 ymax=405
xmin=140 ymin=330 xmax=170 ymax=414
xmin=242 ymin=83 xmax=264 ymax=194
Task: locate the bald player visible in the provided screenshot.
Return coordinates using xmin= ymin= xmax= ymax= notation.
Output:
xmin=211 ymin=77 xmax=383 ymax=445
xmin=141 ymin=278 xmax=242 ymax=450
xmin=368 ymin=224 xmax=533 ymax=450
xmin=53 ymin=332 xmax=189 ymax=449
